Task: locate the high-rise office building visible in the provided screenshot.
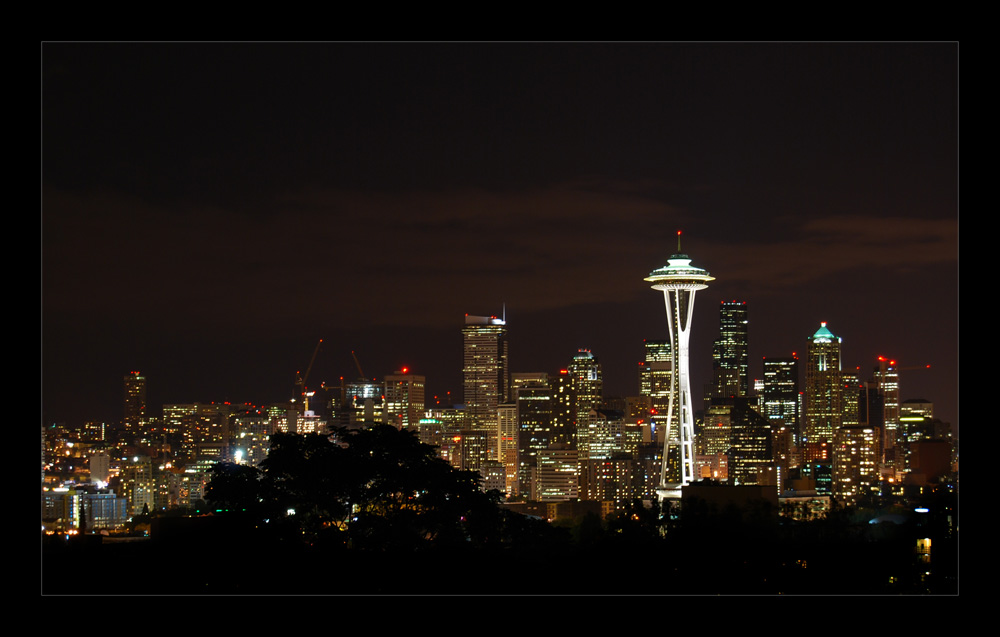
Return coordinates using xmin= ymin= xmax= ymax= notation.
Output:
xmin=762 ymin=355 xmax=800 ymax=439
xmin=711 ymin=301 xmax=749 ymax=400
xmin=418 ymin=405 xmax=467 ymax=452
xmin=874 ymin=357 xmax=901 ymax=458
xmin=577 ymin=408 xmax=626 ymax=464
xmin=568 ymin=349 xmax=603 ymax=429
xmin=462 ymin=314 xmax=509 ymax=443
xmin=121 ymin=454 xmax=154 ymax=517
xmin=761 ymin=356 xmax=801 ymax=485
xmin=230 ymin=410 xmax=273 ymax=468
xmin=832 ymin=425 xmax=881 ymax=506
xmin=123 ymin=371 xmax=147 ymax=435
xmin=644 ymin=234 xmax=714 ymax=501
xmin=725 ymin=397 xmax=773 ymax=486
xmin=840 ymin=368 xmax=863 ymax=428
xmin=454 ymin=429 xmax=491 ymax=473
xmin=857 ymin=380 xmax=885 ymax=429
xmin=497 ymin=402 xmax=519 ymax=495
xmin=639 ymin=339 xmax=674 ymax=440
xmin=512 ymin=372 xmax=552 ymax=496
xmin=385 ymin=369 xmax=426 ymax=431
xmin=899 ymin=398 xmax=933 ymax=420
xmin=803 ymin=322 xmax=843 ymax=448
xmin=699 ymin=401 xmax=733 ymax=459
xmin=548 ymin=370 xmax=575 ymax=447
xmin=341 ymin=379 xmax=386 ymax=428
xmin=536 ymin=444 xmax=579 ymax=502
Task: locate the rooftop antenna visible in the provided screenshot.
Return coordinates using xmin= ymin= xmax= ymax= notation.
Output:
xmin=677 ymin=229 xmax=682 ymax=252
xmin=503 ymin=302 xmax=506 ymax=323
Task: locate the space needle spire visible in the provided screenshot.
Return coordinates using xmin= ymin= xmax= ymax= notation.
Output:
xmin=645 ymin=231 xmax=714 ymax=502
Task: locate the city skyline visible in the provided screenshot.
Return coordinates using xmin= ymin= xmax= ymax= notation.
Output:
xmin=42 ymin=42 xmax=958 ymax=430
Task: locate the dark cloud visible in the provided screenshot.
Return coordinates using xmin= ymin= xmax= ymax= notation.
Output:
xmin=42 ymin=43 xmax=958 ymax=430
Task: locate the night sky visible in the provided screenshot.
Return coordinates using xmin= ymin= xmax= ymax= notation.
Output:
xmin=41 ymin=42 xmax=958 ymax=430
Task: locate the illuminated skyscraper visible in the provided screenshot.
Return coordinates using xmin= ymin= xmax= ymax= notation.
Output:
xmin=762 ymin=355 xmax=800 ymax=484
xmin=123 ymin=371 xmax=146 ymax=435
xmin=452 ymin=429 xmax=490 ymax=472
xmin=385 ymin=368 xmax=426 ymax=430
xmin=711 ymin=301 xmax=749 ymax=399
xmin=639 ymin=339 xmax=674 ymax=433
xmin=762 ymin=355 xmax=800 ymax=437
xmin=803 ymin=322 xmax=843 ymax=448
xmin=726 ymin=397 xmax=773 ymax=486
xmin=121 ymin=454 xmax=154 ymax=517
xmin=874 ymin=357 xmax=901 ymax=460
xmin=536 ymin=444 xmax=579 ymax=502
xmin=342 ymin=379 xmax=386 ymax=428
xmin=832 ymin=425 xmax=881 ymax=506
xmin=568 ymin=349 xmax=603 ymax=428
xmin=497 ymin=402 xmax=519 ymax=496
xmin=840 ymin=368 xmax=863 ymax=427
xmin=462 ymin=314 xmax=509 ymax=454
xmin=644 ymin=233 xmax=714 ymax=501
xmin=548 ymin=370 xmax=574 ymax=446
xmin=512 ymin=372 xmax=551 ymax=496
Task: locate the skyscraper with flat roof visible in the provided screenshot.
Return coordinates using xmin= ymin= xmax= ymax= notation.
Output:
xmin=548 ymin=370 xmax=574 ymax=446
xmin=512 ymin=373 xmax=551 ymax=496
xmin=568 ymin=349 xmax=603 ymax=430
xmin=498 ymin=402 xmax=519 ymax=495
xmin=762 ymin=355 xmax=800 ymax=484
xmin=462 ymin=314 xmax=509 ymax=455
xmin=762 ymin=355 xmax=800 ymax=437
xmin=711 ymin=301 xmax=749 ymax=399
xmin=385 ymin=369 xmax=425 ymax=430
xmin=726 ymin=396 xmax=773 ymax=486
xmin=874 ymin=357 xmax=902 ymax=461
xmin=123 ymin=371 xmax=146 ymax=436
xmin=833 ymin=425 xmax=881 ymax=506
xmin=639 ymin=339 xmax=674 ymax=436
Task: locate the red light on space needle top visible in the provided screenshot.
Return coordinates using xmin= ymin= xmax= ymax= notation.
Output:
xmin=402 ymin=367 xmax=409 ymax=374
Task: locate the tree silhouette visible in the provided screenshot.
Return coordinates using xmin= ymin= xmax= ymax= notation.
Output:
xmin=207 ymin=426 xmax=516 ymax=550
xmin=206 ymin=461 xmax=265 ymax=513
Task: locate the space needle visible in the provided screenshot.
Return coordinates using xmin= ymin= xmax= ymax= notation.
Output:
xmin=645 ymin=231 xmax=714 ymax=502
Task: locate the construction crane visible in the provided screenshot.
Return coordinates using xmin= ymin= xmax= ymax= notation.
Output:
xmin=875 ymin=356 xmax=931 ymax=397
xmin=876 ymin=356 xmax=931 ymax=378
xmin=351 ymin=350 xmax=366 ymax=381
xmin=295 ymin=338 xmax=323 ymax=414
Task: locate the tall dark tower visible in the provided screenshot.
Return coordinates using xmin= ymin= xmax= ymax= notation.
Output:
xmin=711 ymin=301 xmax=749 ymax=399
xmin=123 ymin=371 xmax=146 ymax=435
xmin=548 ymin=370 xmax=575 ymax=446
xmin=512 ymin=372 xmax=552 ymax=496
